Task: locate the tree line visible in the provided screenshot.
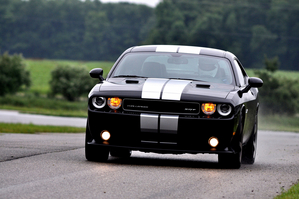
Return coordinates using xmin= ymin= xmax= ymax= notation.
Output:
xmin=1 ymin=0 xmax=299 ymax=70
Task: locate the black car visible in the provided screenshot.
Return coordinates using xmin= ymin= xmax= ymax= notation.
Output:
xmin=86 ymin=45 xmax=263 ymax=168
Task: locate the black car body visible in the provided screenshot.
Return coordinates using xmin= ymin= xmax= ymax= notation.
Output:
xmin=86 ymin=45 xmax=263 ymax=168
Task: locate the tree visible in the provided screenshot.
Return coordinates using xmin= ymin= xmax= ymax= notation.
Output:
xmin=49 ymin=65 xmax=95 ymax=101
xmin=0 ymin=52 xmax=31 ymax=96
xmin=255 ymin=56 xmax=299 ymax=115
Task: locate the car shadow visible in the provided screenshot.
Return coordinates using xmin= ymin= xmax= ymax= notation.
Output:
xmin=106 ymin=155 xmax=223 ymax=169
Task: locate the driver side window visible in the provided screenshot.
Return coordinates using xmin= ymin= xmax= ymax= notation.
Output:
xmin=234 ymin=60 xmax=246 ymax=87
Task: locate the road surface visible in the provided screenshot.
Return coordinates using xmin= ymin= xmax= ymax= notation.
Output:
xmin=0 ymin=130 xmax=299 ymax=198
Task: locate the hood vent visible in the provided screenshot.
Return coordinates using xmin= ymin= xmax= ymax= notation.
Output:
xmin=196 ymin=84 xmax=210 ymax=88
xmin=126 ymin=80 xmax=139 ymax=84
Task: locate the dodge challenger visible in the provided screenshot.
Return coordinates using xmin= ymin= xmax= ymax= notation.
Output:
xmin=85 ymin=45 xmax=263 ymax=168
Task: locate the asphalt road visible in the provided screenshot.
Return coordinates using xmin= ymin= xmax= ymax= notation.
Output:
xmin=0 ymin=130 xmax=299 ymax=199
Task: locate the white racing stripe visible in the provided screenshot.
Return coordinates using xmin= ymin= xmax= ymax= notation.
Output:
xmin=140 ymin=113 xmax=159 ymax=133
xmin=178 ymin=46 xmax=201 ymax=54
xmin=140 ymin=114 xmax=179 ymax=136
xmin=140 ymin=79 xmax=190 ymax=136
xmin=141 ymin=78 xmax=168 ymax=99
xmin=162 ymin=80 xmax=191 ymax=100
xmin=156 ymin=45 xmax=178 ymax=53
xmin=160 ymin=115 xmax=179 ymax=134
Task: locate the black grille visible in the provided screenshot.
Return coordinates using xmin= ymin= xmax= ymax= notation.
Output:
xmin=123 ymin=99 xmax=200 ymax=115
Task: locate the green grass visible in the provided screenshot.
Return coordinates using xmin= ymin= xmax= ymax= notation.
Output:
xmin=0 ymin=94 xmax=87 ymax=117
xmin=246 ymin=69 xmax=299 ymax=80
xmin=25 ymin=59 xmax=113 ymax=94
xmin=0 ymin=123 xmax=85 ymax=134
xmin=259 ymin=115 xmax=299 ymax=132
xmin=275 ymin=181 xmax=299 ymax=199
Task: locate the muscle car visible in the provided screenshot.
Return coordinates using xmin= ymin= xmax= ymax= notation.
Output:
xmin=85 ymin=45 xmax=263 ymax=168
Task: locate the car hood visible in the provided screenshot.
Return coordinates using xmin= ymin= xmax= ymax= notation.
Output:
xmin=90 ymin=78 xmax=236 ymax=102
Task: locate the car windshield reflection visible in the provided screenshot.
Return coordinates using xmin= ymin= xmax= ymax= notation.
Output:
xmin=111 ymin=52 xmax=234 ymax=85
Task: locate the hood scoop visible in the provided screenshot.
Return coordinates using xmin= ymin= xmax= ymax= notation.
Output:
xmin=196 ymin=84 xmax=210 ymax=89
xmin=126 ymin=80 xmax=139 ymax=84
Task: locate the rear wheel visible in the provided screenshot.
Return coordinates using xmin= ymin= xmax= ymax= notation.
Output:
xmin=242 ymin=114 xmax=258 ymax=164
xmin=85 ymin=123 xmax=109 ymax=162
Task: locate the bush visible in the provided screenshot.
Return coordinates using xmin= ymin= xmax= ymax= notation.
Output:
xmin=255 ymin=56 xmax=299 ymax=115
xmin=0 ymin=52 xmax=31 ymax=96
xmin=49 ymin=65 xmax=95 ymax=101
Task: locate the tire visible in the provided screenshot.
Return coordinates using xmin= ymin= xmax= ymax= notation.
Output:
xmin=218 ymin=141 xmax=242 ymax=169
xmin=218 ymin=111 xmax=243 ymax=169
xmin=242 ymin=114 xmax=258 ymax=164
xmin=85 ymin=123 xmax=109 ymax=162
xmin=110 ymin=148 xmax=132 ymax=158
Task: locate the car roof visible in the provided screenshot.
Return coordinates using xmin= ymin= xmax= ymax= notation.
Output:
xmin=126 ymin=45 xmax=236 ymax=60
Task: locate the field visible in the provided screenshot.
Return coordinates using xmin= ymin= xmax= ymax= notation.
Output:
xmin=25 ymin=59 xmax=113 ymax=94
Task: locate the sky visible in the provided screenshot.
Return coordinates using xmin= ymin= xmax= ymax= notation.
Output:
xmin=100 ymin=0 xmax=161 ymax=7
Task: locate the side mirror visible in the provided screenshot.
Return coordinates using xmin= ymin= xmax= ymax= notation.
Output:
xmin=238 ymin=77 xmax=263 ymax=97
xmin=248 ymin=77 xmax=263 ymax=88
xmin=90 ymin=68 xmax=104 ymax=82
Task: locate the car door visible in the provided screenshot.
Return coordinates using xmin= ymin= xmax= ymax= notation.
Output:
xmin=234 ymin=59 xmax=257 ymax=142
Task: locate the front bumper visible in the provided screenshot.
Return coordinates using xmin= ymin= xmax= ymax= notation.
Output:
xmin=87 ymin=109 xmax=239 ymax=155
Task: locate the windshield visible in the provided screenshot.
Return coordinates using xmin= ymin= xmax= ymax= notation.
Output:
xmin=111 ymin=52 xmax=234 ymax=85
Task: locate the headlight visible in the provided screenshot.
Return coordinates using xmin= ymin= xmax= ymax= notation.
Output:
xmin=92 ymin=97 xmax=106 ymax=109
xmin=201 ymin=103 xmax=216 ymax=115
xmin=108 ymin=97 xmax=122 ymax=109
xmin=217 ymin=104 xmax=232 ymax=116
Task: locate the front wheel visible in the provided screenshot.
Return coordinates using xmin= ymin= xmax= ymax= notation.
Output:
xmin=219 ymin=111 xmax=243 ymax=169
xmin=218 ymin=150 xmax=242 ymax=169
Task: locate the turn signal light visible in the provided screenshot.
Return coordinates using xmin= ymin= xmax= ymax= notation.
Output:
xmin=202 ymin=103 xmax=216 ymax=115
xmin=108 ymin=97 xmax=122 ymax=109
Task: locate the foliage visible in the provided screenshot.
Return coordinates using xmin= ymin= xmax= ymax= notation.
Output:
xmin=24 ymin=59 xmax=112 ymax=94
xmin=49 ymin=65 xmax=95 ymax=101
xmin=1 ymin=0 xmax=299 ymax=71
xmin=0 ymin=52 xmax=31 ymax=96
xmin=0 ymin=0 xmax=154 ymax=61
xmin=145 ymin=0 xmax=299 ymax=70
xmin=255 ymin=56 xmax=299 ymax=115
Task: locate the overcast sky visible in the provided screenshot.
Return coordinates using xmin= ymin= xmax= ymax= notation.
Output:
xmin=100 ymin=0 xmax=161 ymax=7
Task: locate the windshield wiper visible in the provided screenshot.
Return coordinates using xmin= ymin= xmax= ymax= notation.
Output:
xmin=169 ymin=77 xmax=203 ymax=81
xmin=113 ymin=75 xmax=147 ymax=78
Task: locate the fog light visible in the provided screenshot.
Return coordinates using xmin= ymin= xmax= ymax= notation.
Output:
xmin=208 ymin=137 xmax=219 ymax=147
xmin=101 ymin=130 xmax=111 ymax=141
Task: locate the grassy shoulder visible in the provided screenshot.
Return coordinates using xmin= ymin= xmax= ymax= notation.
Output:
xmin=0 ymin=95 xmax=87 ymax=117
xmin=259 ymin=114 xmax=299 ymax=132
xmin=0 ymin=123 xmax=85 ymax=134
xmin=275 ymin=182 xmax=299 ymax=199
